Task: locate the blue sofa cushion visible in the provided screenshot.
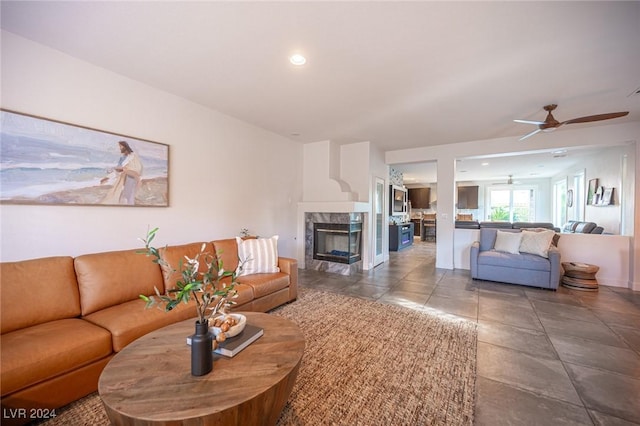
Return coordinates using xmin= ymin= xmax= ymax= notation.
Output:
xmin=478 ymin=250 xmax=551 ymax=272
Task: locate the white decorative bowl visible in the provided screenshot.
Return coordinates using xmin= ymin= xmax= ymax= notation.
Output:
xmin=209 ymin=314 xmax=246 ymax=338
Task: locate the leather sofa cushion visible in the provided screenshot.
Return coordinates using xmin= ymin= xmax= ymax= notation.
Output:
xmin=237 ymin=273 xmax=290 ymax=298
xmin=1 ymin=257 xmax=81 ymax=334
xmin=83 ymin=298 xmax=198 ymax=352
xmin=1 ymin=319 xmax=111 ymax=396
xmin=478 ymin=250 xmax=551 ymax=272
xmin=212 ymin=239 xmax=240 ymax=272
xmin=158 ymin=242 xmax=215 ymax=290
xmin=75 ymin=249 xmax=164 ymax=316
xmin=230 ymin=283 xmax=255 ymax=306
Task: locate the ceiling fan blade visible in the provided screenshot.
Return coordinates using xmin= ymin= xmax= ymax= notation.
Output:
xmin=514 ymin=119 xmax=545 ymax=125
xmin=561 ymin=111 xmax=629 ymax=125
xmin=519 ymin=128 xmax=541 ymax=141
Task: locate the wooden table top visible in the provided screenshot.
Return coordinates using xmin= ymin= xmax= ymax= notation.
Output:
xmin=98 ymin=312 xmax=305 ymax=425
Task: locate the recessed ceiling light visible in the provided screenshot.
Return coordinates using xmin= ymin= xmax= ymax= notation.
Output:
xmin=289 ymin=54 xmax=306 ymax=66
xmin=481 ymin=162 xmax=489 ymax=166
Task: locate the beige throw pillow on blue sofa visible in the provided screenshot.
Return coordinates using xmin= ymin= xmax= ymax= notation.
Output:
xmin=519 ymin=229 xmax=555 ymax=258
xmin=494 ymin=231 xmax=522 ymax=254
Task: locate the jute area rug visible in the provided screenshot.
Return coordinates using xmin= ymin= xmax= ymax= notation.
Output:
xmin=39 ymin=288 xmax=477 ymax=425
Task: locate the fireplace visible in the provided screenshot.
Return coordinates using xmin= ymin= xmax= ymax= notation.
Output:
xmin=313 ymin=222 xmax=362 ymax=264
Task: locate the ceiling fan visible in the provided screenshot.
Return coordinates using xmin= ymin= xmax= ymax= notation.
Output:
xmin=492 ymin=175 xmax=520 ymax=185
xmin=514 ymin=104 xmax=629 ymax=141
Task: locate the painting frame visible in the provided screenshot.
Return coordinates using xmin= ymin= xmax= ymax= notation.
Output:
xmin=599 ymin=187 xmax=614 ymax=206
xmin=586 ymin=178 xmax=598 ymax=205
xmin=567 ymin=189 xmax=573 ymax=207
xmin=0 ymin=109 xmax=170 ymax=207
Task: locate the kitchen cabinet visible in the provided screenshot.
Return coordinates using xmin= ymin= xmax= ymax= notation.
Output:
xmin=457 ymin=186 xmax=479 ymax=209
xmin=408 ymin=187 xmax=430 ymax=209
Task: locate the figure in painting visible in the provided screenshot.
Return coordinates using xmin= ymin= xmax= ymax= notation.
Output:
xmin=100 ymin=140 xmax=143 ymax=205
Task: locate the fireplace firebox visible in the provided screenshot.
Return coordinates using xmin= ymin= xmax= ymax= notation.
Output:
xmin=313 ymin=222 xmax=362 ymax=264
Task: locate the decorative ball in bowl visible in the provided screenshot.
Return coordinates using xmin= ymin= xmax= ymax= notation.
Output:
xmin=209 ymin=314 xmax=246 ymax=338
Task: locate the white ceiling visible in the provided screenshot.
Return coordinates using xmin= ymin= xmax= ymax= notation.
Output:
xmin=2 ymin=1 xmax=639 ymax=183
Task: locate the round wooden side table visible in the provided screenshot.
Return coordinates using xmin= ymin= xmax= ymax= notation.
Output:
xmin=562 ymin=262 xmax=599 ymax=291
xmin=98 ymin=312 xmax=305 ymax=425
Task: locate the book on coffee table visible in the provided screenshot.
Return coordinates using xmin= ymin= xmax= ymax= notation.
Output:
xmin=215 ymin=324 xmax=263 ymax=357
xmin=187 ymin=324 xmax=264 ymax=357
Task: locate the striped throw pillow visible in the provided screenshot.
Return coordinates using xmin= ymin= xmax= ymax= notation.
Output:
xmin=235 ymin=235 xmax=280 ymax=276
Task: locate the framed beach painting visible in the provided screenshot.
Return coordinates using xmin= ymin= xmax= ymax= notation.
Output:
xmin=0 ymin=109 xmax=169 ymax=207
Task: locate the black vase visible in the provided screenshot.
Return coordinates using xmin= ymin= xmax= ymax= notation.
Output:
xmin=190 ymin=321 xmax=213 ymax=376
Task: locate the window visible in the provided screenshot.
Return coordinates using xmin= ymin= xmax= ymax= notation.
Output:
xmin=573 ymin=170 xmax=585 ymax=221
xmin=552 ymin=178 xmax=567 ymax=228
xmin=488 ymin=187 xmax=535 ymax=222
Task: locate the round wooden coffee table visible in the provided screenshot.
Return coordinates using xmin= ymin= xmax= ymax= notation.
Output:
xmin=98 ymin=312 xmax=305 ymax=425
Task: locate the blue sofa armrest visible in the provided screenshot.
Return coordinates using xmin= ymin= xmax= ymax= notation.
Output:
xmin=548 ymin=246 xmax=562 ymax=289
xmin=470 ymin=241 xmax=480 ymax=279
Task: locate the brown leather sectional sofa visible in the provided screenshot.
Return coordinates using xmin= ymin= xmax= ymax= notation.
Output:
xmin=0 ymin=238 xmax=297 ymax=423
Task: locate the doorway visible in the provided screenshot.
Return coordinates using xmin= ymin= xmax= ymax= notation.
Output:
xmin=373 ymin=177 xmax=385 ymax=267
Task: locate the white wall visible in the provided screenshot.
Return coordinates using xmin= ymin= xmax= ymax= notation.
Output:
xmin=0 ymin=31 xmax=303 ymax=262
xmin=302 ymin=140 xmax=358 ymax=202
xmin=554 ymin=144 xmax=634 ymax=235
xmin=298 ymin=140 xmax=386 ymax=270
xmin=341 ymin=141 xmax=373 ymax=203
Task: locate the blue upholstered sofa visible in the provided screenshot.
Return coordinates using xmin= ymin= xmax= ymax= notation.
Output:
xmin=470 ymin=228 xmax=561 ymax=290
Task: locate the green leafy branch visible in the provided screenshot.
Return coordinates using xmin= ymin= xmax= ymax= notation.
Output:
xmin=138 ymin=227 xmax=239 ymax=324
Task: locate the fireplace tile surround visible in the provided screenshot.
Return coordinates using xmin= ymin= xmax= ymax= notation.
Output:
xmin=305 ymin=212 xmax=363 ymax=275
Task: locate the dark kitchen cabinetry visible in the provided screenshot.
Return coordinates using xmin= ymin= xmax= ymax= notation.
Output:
xmin=408 ymin=188 xmax=430 ymax=209
xmin=457 ymin=186 xmax=479 ymax=209
xmin=389 ymin=223 xmax=414 ymax=251
xmin=411 ymin=219 xmax=421 ymax=236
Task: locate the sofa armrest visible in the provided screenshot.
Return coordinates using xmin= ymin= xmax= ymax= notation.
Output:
xmin=548 ymin=246 xmax=562 ymax=289
xmin=278 ymin=257 xmax=298 ymax=301
xmin=470 ymin=241 xmax=480 ymax=279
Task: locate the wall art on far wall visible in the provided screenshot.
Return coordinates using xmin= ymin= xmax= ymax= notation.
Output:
xmin=567 ymin=189 xmax=573 ymax=207
xmin=0 ymin=109 xmax=169 ymax=207
xmin=599 ymin=187 xmax=614 ymax=206
xmin=586 ymin=178 xmax=598 ymax=205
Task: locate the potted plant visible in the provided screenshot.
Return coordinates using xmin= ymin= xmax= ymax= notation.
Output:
xmin=138 ymin=227 xmax=239 ymax=376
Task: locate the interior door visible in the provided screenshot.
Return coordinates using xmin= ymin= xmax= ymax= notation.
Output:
xmin=374 ymin=177 xmax=385 ymax=267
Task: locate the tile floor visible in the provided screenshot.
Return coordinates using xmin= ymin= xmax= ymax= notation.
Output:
xmin=297 ymin=239 xmax=640 ymax=425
